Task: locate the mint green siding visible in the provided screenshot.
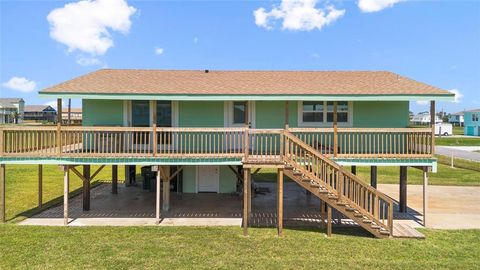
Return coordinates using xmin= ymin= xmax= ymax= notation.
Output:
xmin=181 ymin=165 xmax=237 ymax=193
xmin=219 ymin=166 xmax=237 ymax=193
xmin=182 ymin=166 xmax=196 ymax=193
xmin=353 ymin=101 xmax=409 ymax=128
xmin=178 ymin=101 xmax=224 ymax=127
xmin=255 ymin=101 xmax=297 ymax=128
xmin=83 ymin=99 xmax=123 ymax=126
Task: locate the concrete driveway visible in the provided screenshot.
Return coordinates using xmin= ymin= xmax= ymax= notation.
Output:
xmin=378 ymin=184 xmax=480 ymax=229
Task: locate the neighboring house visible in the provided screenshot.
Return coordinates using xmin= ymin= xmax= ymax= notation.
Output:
xmin=23 ymin=105 xmax=57 ymax=123
xmin=411 ymin=111 xmax=442 ymax=125
xmin=0 ymin=69 xmax=455 ymax=238
xmin=448 ymin=111 xmax=464 ymax=126
xmin=62 ymin=108 xmax=82 ymax=125
xmin=0 ymin=98 xmax=24 ymax=124
xmin=464 ymin=108 xmax=480 ymax=136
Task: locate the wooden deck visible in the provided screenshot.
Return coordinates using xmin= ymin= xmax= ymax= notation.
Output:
xmin=0 ymin=126 xmax=434 ymax=161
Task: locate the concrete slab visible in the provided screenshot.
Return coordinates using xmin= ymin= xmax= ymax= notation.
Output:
xmin=19 ymin=181 xmax=480 ymax=230
xmin=378 ymin=184 xmax=480 ymax=229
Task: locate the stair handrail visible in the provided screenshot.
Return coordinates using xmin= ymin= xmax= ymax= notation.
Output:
xmin=283 ymin=130 xmax=394 ymax=233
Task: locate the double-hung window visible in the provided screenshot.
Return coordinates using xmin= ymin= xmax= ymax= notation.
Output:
xmin=299 ymin=101 xmax=351 ymax=126
xmin=302 ymin=102 xmax=324 ymax=123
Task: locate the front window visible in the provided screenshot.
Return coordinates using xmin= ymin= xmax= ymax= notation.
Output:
xmin=233 ymin=101 xmax=246 ymax=124
xmin=302 ymin=101 xmax=324 ymax=122
xmin=300 ymin=101 xmax=350 ymax=124
xmin=326 ymin=101 xmax=348 ymax=122
xmin=473 ymin=113 xmax=479 ymax=122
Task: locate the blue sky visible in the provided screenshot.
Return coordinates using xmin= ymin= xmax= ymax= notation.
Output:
xmin=0 ymin=0 xmax=479 ymax=113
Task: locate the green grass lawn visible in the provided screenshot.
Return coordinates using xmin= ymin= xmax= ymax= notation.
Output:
xmin=453 ymin=126 xmax=464 ymax=135
xmin=1 ymin=164 xmax=479 ymax=269
xmin=4 ymin=164 xmax=125 ymax=222
xmin=0 ymin=225 xmax=478 ymax=269
xmin=435 ymin=136 xmax=480 ymax=146
xmin=436 ymin=154 xmax=480 ymax=172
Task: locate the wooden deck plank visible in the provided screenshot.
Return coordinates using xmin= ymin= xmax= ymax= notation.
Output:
xmin=392 ymin=223 xmax=425 ymax=239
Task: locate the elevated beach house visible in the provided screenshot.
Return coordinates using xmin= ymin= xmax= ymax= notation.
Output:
xmin=0 ymin=69 xmax=454 ymax=238
xmin=464 ymin=108 xmax=480 ymax=136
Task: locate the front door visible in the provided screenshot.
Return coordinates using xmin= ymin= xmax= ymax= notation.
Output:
xmin=131 ymin=100 xmax=150 ymax=127
xmin=197 ymin=166 xmax=219 ymax=193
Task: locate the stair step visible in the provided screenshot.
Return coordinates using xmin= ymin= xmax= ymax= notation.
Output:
xmin=336 ymin=201 xmax=348 ymax=206
xmin=318 ymin=189 xmax=329 ymax=194
xmin=371 ymin=224 xmax=381 ymax=229
xmin=284 ymin=165 xmax=294 ymax=170
xmin=310 ymin=183 xmax=320 ymax=188
xmin=354 ymin=213 xmax=363 ymax=218
xmin=302 ymin=178 xmax=311 ymax=182
xmin=327 ymin=195 xmax=338 ymax=200
xmin=293 ymin=171 xmax=303 ymax=176
xmin=362 ymin=219 xmax=372 ymax=224
xmin=379 ymin=230 xmax=391 ymax=235
xmin=345 ymin=206 xmax=355 ymax=212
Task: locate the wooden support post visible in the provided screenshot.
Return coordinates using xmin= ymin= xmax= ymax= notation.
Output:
xmin=0 ymin=164 xmax=5 ymax=223
xmin=56 ymin=98 xmax=62 ymax=156
xmin=370 ymin=166 xmax=377 ymax=188
xmin=67 ymin=98 xmax=71 ymax=125
xmin=248 ymin=171 xmax=252 ymax=216
xmin=243 ymin=168 xmax=250 ymax=236
xmin=320 ymin=200 xmax=326 ymax=228
xmin=63 ymin=166 xmax=69 ymax=226
xmin=327 ymin=205 xmax=332 ymax=237
xmin=333 ymin=101 xmax=338 ymax=157
xmin=83 ymin=165 xmax=90 ymax=211
xmin=351 ymin=165 xmax=356 ymax=175
xmin=244 ymin=126 xmax=249 ymax=161
xmin=430 ymin=101 xmax=435 ymax=155
xmin=38 ymin=165 xmax=43 ymax=208
xmin=423 ymin=167 xmax=428 ymax=227
xmin=284 ymin=101 xmax=289 ymax=126
xmin=277 ymin=168 xmax=284 ymax=237
xmin=162 ymin=166 xmax=170 ymax=212
xmin=112 ymin=165 xmax=118 ymax=194
xmin=156 ymin=168 xmax=161 ymax=224
xmin=57 ymin=98 xmax=62 ymax=124
xmin=399 ymin=166 xmax=407 ymax=213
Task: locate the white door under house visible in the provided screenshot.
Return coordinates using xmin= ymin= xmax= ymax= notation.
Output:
xmin=197 ymin=166 xmax=220 ymax=193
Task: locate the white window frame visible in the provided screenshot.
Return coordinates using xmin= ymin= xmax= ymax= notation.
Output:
xmin=224 ymin=101 xmax=256 ymax=128
xmin=297 ymin=101 xmax=353 ymax=127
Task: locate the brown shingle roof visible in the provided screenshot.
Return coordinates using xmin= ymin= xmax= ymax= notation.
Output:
xmin=40 ymin=69 xmax=452 ymax=96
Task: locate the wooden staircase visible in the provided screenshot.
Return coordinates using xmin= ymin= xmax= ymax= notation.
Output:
xmin=282 ymin=131 xmax=394 ymax=238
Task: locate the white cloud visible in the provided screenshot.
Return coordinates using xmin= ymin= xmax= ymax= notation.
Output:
xmin=2 ymin=77 xmax=37 ymax=93
xmin=76 ymin=55 xmax=102 ymax=66
xmin=358 ymin=0 xmax=404 ymax=13
xmin=154 ymin=47 xmax=164 ymax=55
xmin=194 ymin=37 xmax=199 ymax=44
xmin=253 ymin=0 xmax=345 ymax=31
xmin=47 ymin=0 xmax=136 ymax=56
xmin=449 ymin=89 xmax=463 ymax=103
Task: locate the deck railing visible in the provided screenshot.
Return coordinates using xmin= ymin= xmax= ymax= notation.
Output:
xmin=283 ymin=131 xmax=394 ymax=232
xmin=0 ymin=126 xmax=433 ymax=160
